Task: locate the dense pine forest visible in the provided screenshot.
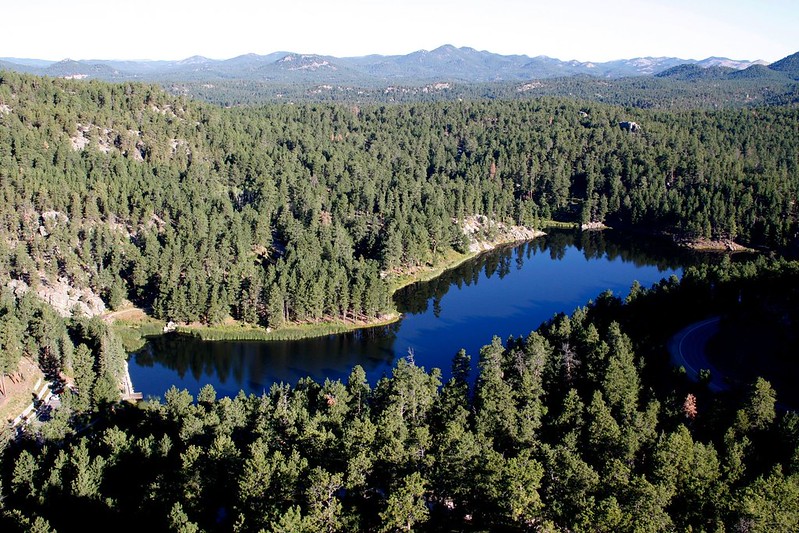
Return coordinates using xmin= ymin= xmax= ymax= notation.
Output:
xmin=2 ymin=259 xmax=799 ymax=531
xmin=0 ymin=72 xmax=797 ymax=330
xmin=173 ymin=74 xmax=799 ymax=110
xmin=1 ymin=70 xmax=799 ymax=531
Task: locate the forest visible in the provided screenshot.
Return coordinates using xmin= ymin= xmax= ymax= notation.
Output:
xmin=2 ymin=258 xmax=799 ymax=531
xmin=172 ymin=74 xmax=799 ymax=110
xmin=0 ymin=71 xmax=797 ymax=333
xmin=0 ymin=70 xmax=798 ymax=530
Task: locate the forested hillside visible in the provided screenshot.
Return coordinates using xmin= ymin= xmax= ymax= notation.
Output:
xmin=2 ymin=259 xmax=798 ymax=531
xmin=173 ymin=75 xmax=799 ymax=109
xmin=1 ymin=67 xmax=799 ymax=532
xmin=0 ymin=289 xmax=127 ymax=416
xmin=1 ymin=71 xmax=797 ymax=332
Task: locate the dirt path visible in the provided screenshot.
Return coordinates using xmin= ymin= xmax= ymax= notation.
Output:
xmin=102 ymin=307 xmax=148 ymax=324
xmin=0 ymin=358 xmax=42 ymax=419
xmin=667 ymin=316 xmax=728 ymax=392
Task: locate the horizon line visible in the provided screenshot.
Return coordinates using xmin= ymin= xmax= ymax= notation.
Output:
xmin=1 ymin=44 xmax=777 ymax=65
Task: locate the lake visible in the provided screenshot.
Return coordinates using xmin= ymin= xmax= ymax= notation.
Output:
xmin=129 ymin=229 xmax=702 ymax=398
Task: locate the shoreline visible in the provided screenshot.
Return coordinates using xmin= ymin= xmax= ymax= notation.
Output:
xmin=117 ymin=227 xmax=546 ymax=400
xmin=677 ymin=237 xmax=755 ymax=253
xmin=110 ymin=224 xmax=547 ymax=344
xmin=210 ymin=226 xmax=546 ymax=340
xmin=172 ymin=311 xmax=402 ymax=342
xmin=112 ymin=223 xmax=547 ymax=396
xmin=388 ymin=232 xmax=547 ymax=294
xmin=121 ymin=359 xmax=136 ymax=399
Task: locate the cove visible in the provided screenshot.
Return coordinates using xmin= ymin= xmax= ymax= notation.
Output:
xmin=129 ymin=229 xmax=704 ymax=399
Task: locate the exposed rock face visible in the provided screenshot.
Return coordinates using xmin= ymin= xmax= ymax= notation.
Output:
xmin=679 ymin=237 xmax=753 ymax=252
xmin=619 ymin=121 xmax=640 ymax=132
xmin=7 ymin=280 xmax=28 ymax=299
xmin=38 ymin=210 xmax=70 ymax=237
xmin=6 ymin=277 xmax=106 ymax=318
xmin=41 ymin=211 xmax=69 ymax=223
xmin=461 ymin=215 xmax=545 ymax=252
xmin=581 ymin=221 xmax=608 ymax=230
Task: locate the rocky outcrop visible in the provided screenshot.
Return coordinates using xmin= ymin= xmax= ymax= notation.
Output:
xmin=6 ymin=277 xmax=106 ymax=318
xmin=619 ymin=121 xmax=640 ymax=133
xmin=461 ymin=215 xmax=545 ymax=252
xmin=680 ymin=237 xmax=754 ymax=252
xmin=581 ymin=221 xmax=608 ymax=230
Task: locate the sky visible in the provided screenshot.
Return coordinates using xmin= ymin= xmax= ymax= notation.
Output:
xmin=3 ymin=0 xmax=796 ymax=62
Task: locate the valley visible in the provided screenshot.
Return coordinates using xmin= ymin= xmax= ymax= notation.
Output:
xmin=1 ymin=42 xmax=798 ymax=530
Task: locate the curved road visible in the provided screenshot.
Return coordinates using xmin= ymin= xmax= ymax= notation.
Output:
xmin=668 ymin=316 xmax=728 ymax=392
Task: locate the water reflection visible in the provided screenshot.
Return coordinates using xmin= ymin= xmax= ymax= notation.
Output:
xmin=130 ymin=229 xmax=700 ymax=398
xmin=133 ymin=322 xmax=400 ymax=398
xmin=394 ymin=229 xmax=699 ymax=316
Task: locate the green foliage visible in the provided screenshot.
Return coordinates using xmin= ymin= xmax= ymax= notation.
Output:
xmin=166 ymin=72 xmax=798 ymax=110
xmin=1 ymin=71 xmax=799 ymax=532
xmin=741 ymin=377 xmax=777 ymax=431
xmin=2 ymin=72 xmax=798 ymax=341
xmin=736 ymin=467 xmax=799 ymax=532
xmin=11 ymin=450 xmax=38 ymax=501
xmin=169 ymin=502 xmax=200 ymax=533
xmin=69 ymin=439 xmax=105 ymax=500
xmin=379 ymin=472 xmax=429 ymax=532
xmin=3 ymin=262 xmax=799 ymax=531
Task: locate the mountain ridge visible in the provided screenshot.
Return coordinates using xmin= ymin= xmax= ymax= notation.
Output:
xmin=0 ymin=45 xmax=783 ymax=85
xmin=768 ymin=51 xmax=799 ymax=79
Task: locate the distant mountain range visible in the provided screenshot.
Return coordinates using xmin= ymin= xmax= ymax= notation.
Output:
xmin=2 ymin=45 xmax=796 ymax=86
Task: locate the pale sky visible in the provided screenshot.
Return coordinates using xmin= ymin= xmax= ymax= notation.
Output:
xmin=3 ymin=0 xmax=796 ymax=62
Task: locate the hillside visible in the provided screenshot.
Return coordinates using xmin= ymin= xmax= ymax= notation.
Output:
xmin=768 ymin=51 xmax=799 ymax=79
xmin=729 ymin=63 xmax=792 ymax=80
xmin=655 ymin=64 xmax=735 ymax=81
xmin=0 ymin=71 xmax=797 ymax=333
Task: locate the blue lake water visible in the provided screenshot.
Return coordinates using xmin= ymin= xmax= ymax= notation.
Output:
xmin=129 ymin=229 xmax=701 ymax=399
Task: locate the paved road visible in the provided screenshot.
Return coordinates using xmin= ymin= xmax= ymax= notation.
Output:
xmin=667 ymin=317 xmax=728 ymax=392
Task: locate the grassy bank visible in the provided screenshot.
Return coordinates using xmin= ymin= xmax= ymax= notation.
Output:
xmin=174 ymin=313 xmax=401 ymax=342
xmin=111 ymin=321 xmax=165 ymax=352
xmin=111 ymin=310 xmax=400 ymax=346
xmin=539 ymin=218 xmax=580 ymax=230
xmin=386 ymin=248 xmax=480 ymax=294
